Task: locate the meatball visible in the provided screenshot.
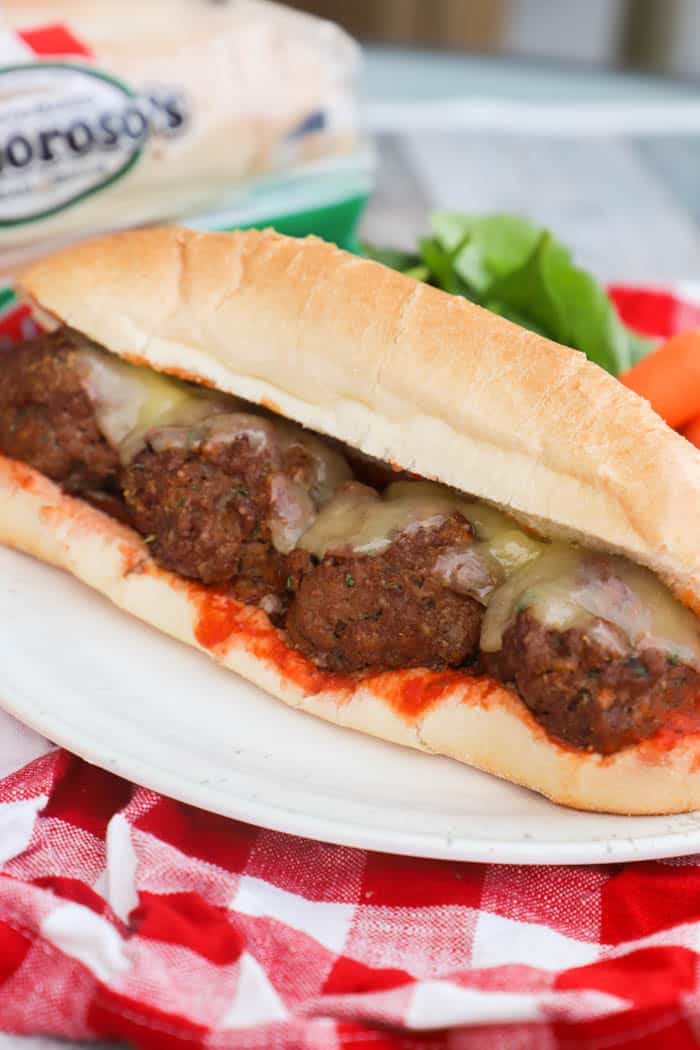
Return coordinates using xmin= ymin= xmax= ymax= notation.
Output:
xmin=122 ymin=410 xmax=351 ymax=597
xmin=122 ymin=441 xmax=277 ymax=585
xmin=0 ymin=329 xmax=119 ymax=492
xmin=285 ymin=515 xmax=484 ymax=673
xmin=484 ymin=610 xmax=700 ymax=753
xmin=228 ymin=541 xmax=290 ymax=624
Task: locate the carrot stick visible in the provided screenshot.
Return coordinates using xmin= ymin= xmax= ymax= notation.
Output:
xmin=619 ymin=329 xmax=700 ymax=428
xmin=682 ymin=414 xmax=700 ymax=449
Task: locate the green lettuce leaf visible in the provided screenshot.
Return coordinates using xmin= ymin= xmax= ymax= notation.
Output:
xmin=485 ymin=232 xmax=632 ymax=374
xmin=366 ymin=212 xmax=654 ymax=375
xmin=431 ymin=211 xmax=542 ymax=294
xmin=417 ymin=236 xmax=476 ymax=299
xmin=360 ymin=244 xmax=422 ymax=272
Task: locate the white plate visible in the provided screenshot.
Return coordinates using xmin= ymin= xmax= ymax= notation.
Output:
xmin=3 ymin=545 xmax=700 ymax=865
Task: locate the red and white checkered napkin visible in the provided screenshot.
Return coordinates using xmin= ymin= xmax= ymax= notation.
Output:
xmin=2 ymin=285 xmax=700 ymax=1050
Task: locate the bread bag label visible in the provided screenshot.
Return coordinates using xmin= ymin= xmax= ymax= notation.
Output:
xmin=0 ymin=1 xmax=365 ymax=276
xmin=0 ymin=63 xmax=188 ymax=225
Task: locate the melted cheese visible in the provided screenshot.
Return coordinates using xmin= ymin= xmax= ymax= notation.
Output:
xmin=76 ymin=341 xmax=351 ymax=554
xmin=74 ymin=342 xmax=700 ymax=662
xmin=481 ymin=543 xmax=700 ymax=666
xmin=76 ymin=343 xmax=225 ymax=463
xmin=299 ymin=478 xmax=700 ymax=665
xmin=147 ymin=412 xmax=276 ymax=457
xmin=298 ymin=480 xmax=526 ymax=559
xmin=299 ymin=479 xmax=542 ymax=569
xmin=273 ymin=421 xmax=352 ymax=507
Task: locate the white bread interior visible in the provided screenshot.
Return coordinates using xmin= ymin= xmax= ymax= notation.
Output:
xmin=3 ymin=454 xmax=700 ymax=816
xmin=17 ymin=226 xmax=700 ymax=613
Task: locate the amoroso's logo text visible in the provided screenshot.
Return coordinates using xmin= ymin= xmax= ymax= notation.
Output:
xmin=0 ymin=63 xmax=188 ymax=225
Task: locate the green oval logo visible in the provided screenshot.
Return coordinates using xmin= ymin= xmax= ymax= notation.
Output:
xmin=0 ymin=63 xmax=187 ymax=226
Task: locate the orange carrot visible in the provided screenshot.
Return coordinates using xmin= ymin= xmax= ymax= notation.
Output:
xmin=682 ymin=414 xmax=700 ymax=450
xmin=619 ymin=329 xmax=700 ymax=428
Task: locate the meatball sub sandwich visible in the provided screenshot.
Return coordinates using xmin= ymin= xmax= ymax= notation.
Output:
xmin=3 ymin=227 xmax=700 ymax=814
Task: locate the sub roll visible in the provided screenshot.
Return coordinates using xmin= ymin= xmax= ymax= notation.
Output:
xmin=4 ymin=226 xmax=700 ymax=814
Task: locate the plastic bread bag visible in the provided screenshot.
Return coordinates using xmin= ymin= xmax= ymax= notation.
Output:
xmin=0 ymin=0 xmax=371 ymax=287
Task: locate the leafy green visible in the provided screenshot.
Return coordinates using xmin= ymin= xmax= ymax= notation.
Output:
xmin=402 ymin=264 xmax=431 ymax=282
xmin=432 ymin=211 xmax=541 ymax=293
xmin=360 ymin=243 xmax=422 ymax=272
xmin=485 ymin=232 xmax=632 ymax=374
xmin=417 ymin=235 xmax=475 ymax=298
xmin=482 ymin=300 xmax=548 ymax=336
xmin=364 ymin=212 xmax=654 ymax=376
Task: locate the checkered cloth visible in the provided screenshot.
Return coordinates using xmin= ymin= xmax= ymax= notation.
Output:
xmin=1 ymin=286 xmax=700 ymax=1050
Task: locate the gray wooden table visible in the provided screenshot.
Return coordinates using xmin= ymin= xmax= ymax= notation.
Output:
xmin=361 ymin=49 xmax=700 ymax=283
xmin=5 ymin=46 xmax=700 ymax=1050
